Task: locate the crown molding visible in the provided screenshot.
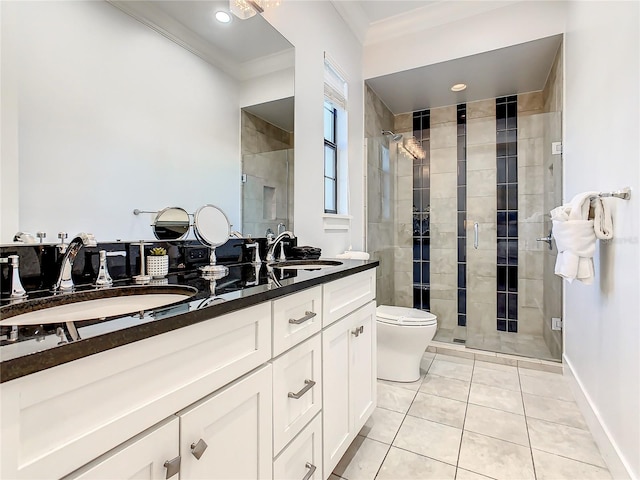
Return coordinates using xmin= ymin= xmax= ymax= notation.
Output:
xmin=330 ymin=1 xmax=369 ymax=45
xmin=331 ymin=1 xmax=518 ymax=47
xmin=366 ymin=1 xmax=516 ymax=45
xmin=238 ymin=48 xmax=295 ymax=81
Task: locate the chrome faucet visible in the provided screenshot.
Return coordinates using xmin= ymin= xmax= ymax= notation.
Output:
xmin=266 ymin=231 xmax=294 ymax=263
xmin=54 ymin=233 xmax=97 ymax=292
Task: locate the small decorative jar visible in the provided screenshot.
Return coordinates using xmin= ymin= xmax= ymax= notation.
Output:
xmin=147 ymin=247 xmax=169 ymax=278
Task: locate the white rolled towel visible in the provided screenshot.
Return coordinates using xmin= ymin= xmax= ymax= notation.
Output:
xmin=551 ymin=191 xmax=598 ymax=284
xmin=552 ymin=219 xmax=596 ymax=284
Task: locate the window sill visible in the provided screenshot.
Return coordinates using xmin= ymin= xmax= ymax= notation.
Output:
xmin=322 ymin=214 xmax=351 ymax=231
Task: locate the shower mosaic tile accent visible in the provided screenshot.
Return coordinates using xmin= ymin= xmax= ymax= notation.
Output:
xmin=412 ymin=110 xmax=431 ymax=311
xmin=457 ymin=104 xmax=467 ymax=327
xmin=496 ymin=96 xmax=519 ymax=333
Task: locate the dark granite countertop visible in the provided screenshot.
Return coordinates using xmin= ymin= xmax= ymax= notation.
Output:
xmin=0 ymin=259 xmax=378 ymax=383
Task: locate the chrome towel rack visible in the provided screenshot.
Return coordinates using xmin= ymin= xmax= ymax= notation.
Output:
xmin=590 ymin=187 xmax=631 ymax=200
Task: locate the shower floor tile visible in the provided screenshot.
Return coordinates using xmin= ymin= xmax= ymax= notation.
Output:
xmin=333 ymin=353 xmax=612 ymax=480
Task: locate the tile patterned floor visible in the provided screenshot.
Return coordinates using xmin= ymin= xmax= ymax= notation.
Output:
xmin=331 ymin=353 xmax=613 ymax=480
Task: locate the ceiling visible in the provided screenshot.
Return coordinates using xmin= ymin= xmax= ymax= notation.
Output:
xmin=365 ymin=34 xmax=563 ymax=114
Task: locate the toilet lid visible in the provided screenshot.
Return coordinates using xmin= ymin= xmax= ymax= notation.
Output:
xmin=376 ymin=305 xmax=437 ymax=326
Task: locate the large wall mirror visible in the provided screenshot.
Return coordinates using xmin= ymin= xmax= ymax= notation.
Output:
xmin=0 ymin=0 xmax=294 ymax=243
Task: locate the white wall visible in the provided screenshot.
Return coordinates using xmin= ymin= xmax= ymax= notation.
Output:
xmin=264 ymin=1 xmax=365 ymax=257
xmin=1 ymin=1 xmax=241 ymax=242
xmin=364 ymin=1 xmax=567 ymax=80
xmin=564 ymin=2 xmax=639 ymax=478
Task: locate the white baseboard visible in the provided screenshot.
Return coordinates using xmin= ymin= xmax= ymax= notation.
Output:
xmin=563 ymin=354 xmax=635 ymax=480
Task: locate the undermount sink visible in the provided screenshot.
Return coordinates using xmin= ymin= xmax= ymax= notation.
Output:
xmin=0 ymin=285 xmax=197 ymax=326
xmin=269 ymin=260 xmax=343 ymax=270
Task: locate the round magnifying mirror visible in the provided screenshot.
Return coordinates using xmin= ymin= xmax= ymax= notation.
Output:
xmin=194 ymin=205 xmax=231 ymax=277
xmin=152 ymin=207 xmax=190 ymax=240
xmin=194 ymin=205 xmax=230 ymax=247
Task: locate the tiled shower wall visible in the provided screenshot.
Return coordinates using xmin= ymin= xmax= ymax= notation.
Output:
xmin=241 ymin=111 xmax=294 ymax=237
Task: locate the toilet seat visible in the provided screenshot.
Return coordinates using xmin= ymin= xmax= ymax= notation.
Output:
xmin=376 ymin=305 xmax=437 ymax=326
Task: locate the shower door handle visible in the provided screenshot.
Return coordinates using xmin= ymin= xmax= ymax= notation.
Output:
xmin=474 ymin=223 xmax=479 ymax=249
xmin=536 ymin=229 xmax=554 ymax=250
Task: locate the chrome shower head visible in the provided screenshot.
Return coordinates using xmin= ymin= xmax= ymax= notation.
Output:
xmin=381 ymin=130 xmax=403 ymax=142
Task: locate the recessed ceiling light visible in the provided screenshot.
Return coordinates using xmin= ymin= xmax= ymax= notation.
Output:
xmin=215 ymin=11 xmax=232 ymax=23
xmin=451 ymin=83 xmax=467 ymax=92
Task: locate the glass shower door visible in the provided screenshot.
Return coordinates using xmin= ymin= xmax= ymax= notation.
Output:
xmin=464 ymin=110 xmax=563 ymax=362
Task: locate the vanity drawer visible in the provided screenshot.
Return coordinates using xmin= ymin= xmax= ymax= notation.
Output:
xmin=322 ymin=269 xmax=376 ymax=327
xmin=272 ymin=334 xmax=322 ymax=455
xmin=273 ymin=286 xmax=322 ymax=357
xmin=273 ymin=414 xmax=322 ymax=480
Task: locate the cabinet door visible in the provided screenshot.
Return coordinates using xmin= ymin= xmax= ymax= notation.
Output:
xmin=179 ymin=365 xmax=273 ymax=480
xmin=64 ymin=417 xmax=179 ymax=480
xmin=272 ymin=335 xmax=322 ymax=455
xmin=321 ymin=318 xmax=351 ymax=476
xmin=349 ymin=301 xmax=377 ymax=433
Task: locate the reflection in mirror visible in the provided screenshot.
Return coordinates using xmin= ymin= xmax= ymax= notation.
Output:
xmin=1 ymin=1 xmax=294 ymax=243
xmin=152 ymin=207 xmax=191 ymax=241
xmin=241 ymin=97 xmax=294 ymax=238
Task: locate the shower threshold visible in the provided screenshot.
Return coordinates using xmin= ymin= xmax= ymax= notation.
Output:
xmin=428 ymin=340 xmax=562 ymax=372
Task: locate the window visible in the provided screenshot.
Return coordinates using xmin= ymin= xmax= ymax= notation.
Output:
xmin=324 ymin=101 xmax=337 ymax=213
xmin=324 ymin=53 xmax=348 ymax=215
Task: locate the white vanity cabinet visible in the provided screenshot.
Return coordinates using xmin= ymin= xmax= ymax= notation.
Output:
xmin=178 ymin=365 xmax=273 ymax=480
xmin=321 ymin=270 xmax=377 ymax=477
xmin=0 ymin=265 xmax=378 ymax=480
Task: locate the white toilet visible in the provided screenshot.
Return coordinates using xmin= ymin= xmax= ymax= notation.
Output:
xmin=376 ymin=305 xmax=437 ymax=383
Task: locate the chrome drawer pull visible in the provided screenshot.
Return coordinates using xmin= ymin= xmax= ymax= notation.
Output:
xmin=288 ymin=379 xmax=316 ymax=399
xmin=289 ymin=311 xmax=316 ymax=325
xmin=302 ymin=462 xmax=317 ymax=480
xmin=190 ymin=438 xmax=208 ymax=460
xmin=163 ymin=456 xmax=181 ymax=479
xmin=351 ymin=325 xmax=364 ymax=337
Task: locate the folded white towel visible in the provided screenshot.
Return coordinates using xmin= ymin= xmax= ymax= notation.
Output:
xmin=336 ymin=250 xmax=370 ymax=260
xmin=551 ymin=191 xmax=599 ymax=284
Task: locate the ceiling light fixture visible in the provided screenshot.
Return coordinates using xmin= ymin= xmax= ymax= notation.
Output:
xmin=229 ymin=0 xmax=281 ymax=20
xmin=215 ymin=11 xmax=232 ymax=23
xmin=451 ymin=83 xmax=467 ymax=92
